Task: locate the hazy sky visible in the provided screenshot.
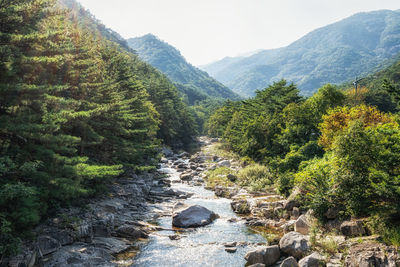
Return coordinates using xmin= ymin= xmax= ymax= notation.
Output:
xmin=78 ymin=0 xmax=399 ymax=66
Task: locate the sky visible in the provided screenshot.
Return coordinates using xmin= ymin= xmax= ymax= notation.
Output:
xmin=77 ymin=0 xmax=400 ymax=66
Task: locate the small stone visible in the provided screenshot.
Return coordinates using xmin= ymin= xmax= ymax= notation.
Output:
xmin=227 ymin=173 xmax=237 ymax=182
xmin=225 ymin=247 xmax=237 ymax=253
xmin=218 ymin=160 xmax=231 ymax=167
xmin=168 ymin=235 xmax=181 ymax=240
xmin=224 ymin=241 xmax=237 ymax=247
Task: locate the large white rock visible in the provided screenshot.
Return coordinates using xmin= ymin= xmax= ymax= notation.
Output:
xmin=172 ymin=205 xmax=218 ymax=228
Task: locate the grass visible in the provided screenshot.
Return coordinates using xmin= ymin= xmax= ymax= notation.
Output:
xmin=320 ymin=236 xmax=340 ymax=255
xmin=205 ymin=167 xmax=235 ymax=189
xmin=203 ymin=142 xmax=241 ymax=162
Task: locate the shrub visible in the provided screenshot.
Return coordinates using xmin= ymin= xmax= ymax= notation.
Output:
xmin=276 ymin=172 xmax=295 ymax=197
xmin=237 ymin=164 xmax=274 ymax=191
xmin=319 ymin=105 xmax=396 ymax=150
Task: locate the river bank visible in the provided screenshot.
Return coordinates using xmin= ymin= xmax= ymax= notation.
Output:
xmin=5 ymin=136 xmax=400 ymax=267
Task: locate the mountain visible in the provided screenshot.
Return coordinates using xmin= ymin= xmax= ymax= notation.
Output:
xmin=201 ymin=9 xmax=400 ymax=97
xmin=57 ymin=0 xmax=198 ymax=146
xmin=127 ymin=34 xmax=239 ymax=104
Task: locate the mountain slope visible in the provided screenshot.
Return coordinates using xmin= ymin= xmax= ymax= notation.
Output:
xmin=127 ymin=34 xmax=239 ymax=104
xmin=201 ymin=9 xmax=400 ymax=97
xmin=57 ymin=0 xmax=197 ymax=146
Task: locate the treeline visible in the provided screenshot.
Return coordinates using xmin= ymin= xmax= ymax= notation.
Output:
xmin=208 ymin=79 xmax=400 ymax=244
xmin=0 ymin=0 xmax=196 ymax=255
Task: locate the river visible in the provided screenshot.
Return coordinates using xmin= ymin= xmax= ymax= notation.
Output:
xmin=131 ymin=161 xmax=266 ymax=267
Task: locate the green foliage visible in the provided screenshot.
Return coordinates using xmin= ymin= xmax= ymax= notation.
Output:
xmin=295 ymin=118 xmax=400 ymax=223
xmin=237 ymin=164 xmax=274 ymax=191
xmin=0 ymin=0 xmax=198 ymax=256
xmin=0 ymin=215 xmax=20 ymax=256
xmin=276 ymin=172 xmax=295 ymax=197
xmin=205 ymin=167 xmax=234 ymax=189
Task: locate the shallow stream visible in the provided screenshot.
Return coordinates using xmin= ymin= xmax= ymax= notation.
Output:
xmin=131 ymin=163 xmax=266 ymax=267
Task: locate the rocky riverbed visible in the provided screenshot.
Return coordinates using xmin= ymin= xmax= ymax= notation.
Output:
xmin=5 ymin=136 xmax=400 ymax=267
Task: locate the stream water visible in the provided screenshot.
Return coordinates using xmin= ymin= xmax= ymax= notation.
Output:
xmin=131 ymin=163 xmax=266 ymax=267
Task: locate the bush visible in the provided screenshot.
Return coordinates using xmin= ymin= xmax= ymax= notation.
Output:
xmin=276 ymin=172 xmax=295 ymax=197
xmin=0 ymin=184 xmax=41 ymax=231
xmin=0 ymin=215 xmax=20 ymax=256
xmin=294 ymin=156 xmax=337 ymax=220
xmin=237 ymin=164 xmax=274 ymax=191
xmin=319 ymin=105 xmax=396 ymax=150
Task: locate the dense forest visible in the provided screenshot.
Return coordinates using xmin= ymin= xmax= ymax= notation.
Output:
xmin=0 ymin=0 xmax=197 ymax=255
xmin=207 ymin=71 xmax=400 ymax=244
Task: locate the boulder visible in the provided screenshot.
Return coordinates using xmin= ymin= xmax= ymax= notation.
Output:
xmin=180 ymin=173 xmax=193 ymax=181
xmin=162 ymin=147 xmax=174 ymax=157
xmin=92 ymin=237 xmax=130 ymax=254
xmin=245 ymin=248 xmax=266 ymax=266
xmin=281 ymin=256 xmax=298 ymax=267
xmin=284 ymin=188 xmax=301 ymax=211
xmin=345 ymin=242 xmax=400 ymax=267
xmin=37 ymin=236 xmax=61 ymax=256
xmin=340 ymin=220 xmax=366 ymax=237
xmin=43 ymin=244 xmax=114 ymax=266
xmin=245 ymin=245 xmax=280 ymax=266
xmin=295 ymin=215 xmax=310 ymax=235
xmin=248 ymin=264 xmax=266 ymax=267
xmin=279 ymin=232 xmax=310 ymax=259
xmin=115 ymin=225 xmax=148 ymax=239
xmin=298 ymin=252 xmax=324 ymax=267
xmin=172 ymin=205 xmax=218 ymax=228
xmin=178 ymin=152 xmax=190 ymax=158
xmin=264 ymin=245 xmax=281 ymax=266
xmin=218 ymin=160 xmax=231 ymax=167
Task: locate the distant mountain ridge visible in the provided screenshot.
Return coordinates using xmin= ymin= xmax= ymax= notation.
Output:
xmin=201 ymin=9 xmax=400 ymax=97
xmin=127 ymin=34 xmax=239 ymax=104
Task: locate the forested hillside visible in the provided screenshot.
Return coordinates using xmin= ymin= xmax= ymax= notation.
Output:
xmin=0 ymin=0 xmax=196 ymax=255
xmin=207 ymin=76 xmax=400 ymax=245
xmin=128 ymin=34 xmax=239 ymax=104
xmin=202 ymin=9 xmax=400 ymax=97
